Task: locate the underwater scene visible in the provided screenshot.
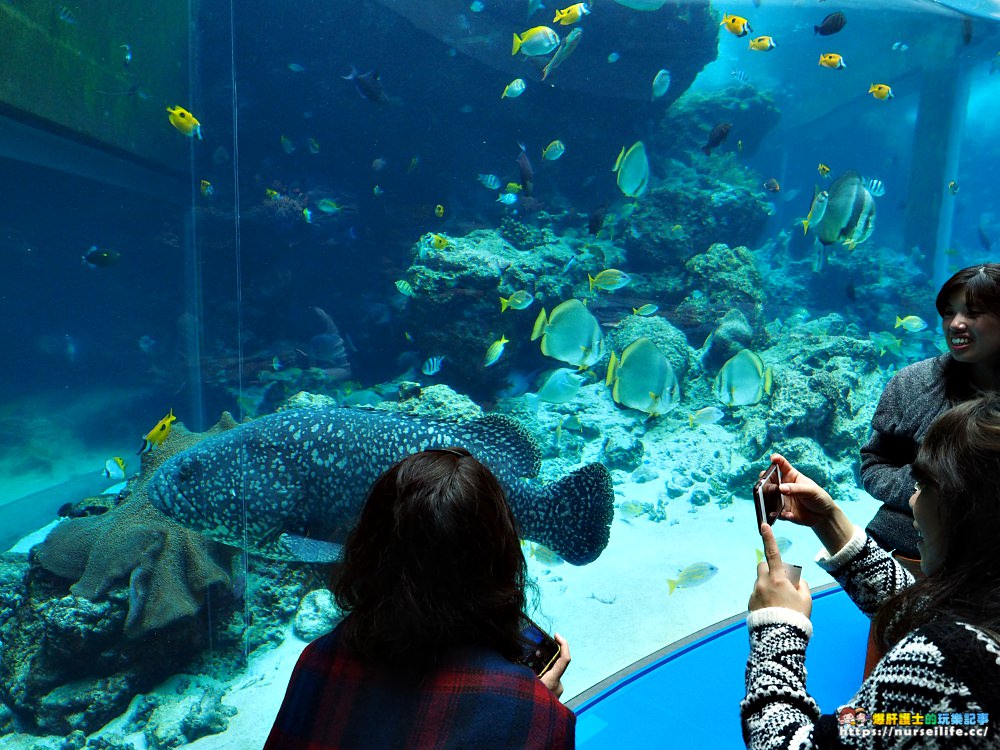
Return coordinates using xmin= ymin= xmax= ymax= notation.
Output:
xmin=1 ymin=0 xmax=999 ymax=746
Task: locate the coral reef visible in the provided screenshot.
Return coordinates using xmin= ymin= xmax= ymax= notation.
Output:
xmin=398 ymin=229 xmax=625 ymax=395
xmin=651 ymin=84 xmax=782 ymax=163
xmin=32 ymin=416 xmax=238 ymax=637
xmin=672 ymin=243 xmax=768 ymax=344
xmin=0 ymin=416 xmax=245 ymax=735
xmin=145 ymin=688 xmax=237 ymax=749
xmin=293 ymin=589 xmax=341 ymax=641
xmin=624 ymin=160 xmax=772 ymax=273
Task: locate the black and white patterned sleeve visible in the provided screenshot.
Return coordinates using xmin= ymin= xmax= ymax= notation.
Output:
xmin=815 ymin=527 xmax=914 ymax=620
xmin=741 ymin=608 xmax=821 ymax=749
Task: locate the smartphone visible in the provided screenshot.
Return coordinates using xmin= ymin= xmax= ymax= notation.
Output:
xmin=517 ymin=617 xmax=561 ymax=677
xmin=752 ymin=463 xmax=784 ymax=530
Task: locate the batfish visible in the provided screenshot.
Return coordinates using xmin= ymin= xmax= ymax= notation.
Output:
xmin=148 ymin=406 xmax=614 ymax=566
xmin=816 ymin=170 xmax=876 ymax=248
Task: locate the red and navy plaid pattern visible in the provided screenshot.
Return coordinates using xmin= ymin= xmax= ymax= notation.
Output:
xmin=264 ymin=625 xmax=575 ymax=749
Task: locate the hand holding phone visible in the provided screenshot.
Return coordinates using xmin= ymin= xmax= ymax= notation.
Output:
xmin=517 ymin=617 xmax=561 ymax=678
xmin=753 ymin=463 xmax=784 ymax=529
xmin=753 ymin=463 xmax=801 ymax=586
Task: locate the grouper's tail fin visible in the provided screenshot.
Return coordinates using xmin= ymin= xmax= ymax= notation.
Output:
xmin=512 ymin=462 xmax=614 ymax=566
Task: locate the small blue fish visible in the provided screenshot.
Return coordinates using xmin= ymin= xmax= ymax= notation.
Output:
xmin=287 ymin=63 xmax=306 ymax=72
xmin=497 ymin=192 xmax=518 ymax=205
xmin=421 ymin=355 xmax=444 ymax=376
xmin=478 ymin=173 xmax=502 ymax=189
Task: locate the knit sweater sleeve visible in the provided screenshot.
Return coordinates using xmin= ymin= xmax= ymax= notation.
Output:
xmin=859 ymin=358 xmax=948 ymax=514
xmin=743 ymin=530 xmax=1000 ymax=749
xmin=816 ymin=528 xmax=914 ymax=619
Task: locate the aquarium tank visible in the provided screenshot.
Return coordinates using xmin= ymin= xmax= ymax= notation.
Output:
xmin=0 ymin=0 xmax=997 ymax=746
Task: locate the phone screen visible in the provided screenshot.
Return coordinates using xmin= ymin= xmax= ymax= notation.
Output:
xmin=517 ymin=617 xmax=560 ymax=677
xmin=753 ymin=464 xmax=784 ymax=530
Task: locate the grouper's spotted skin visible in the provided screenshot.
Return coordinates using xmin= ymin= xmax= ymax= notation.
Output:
xmin=148 ymin=407 xmax=613 ymax=565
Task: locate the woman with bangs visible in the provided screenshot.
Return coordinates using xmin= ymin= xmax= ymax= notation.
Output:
xmin=862 ymin=263 xmax=1000 ymax=563
xmin=742 ymin=394 xmax=1000 ymax=748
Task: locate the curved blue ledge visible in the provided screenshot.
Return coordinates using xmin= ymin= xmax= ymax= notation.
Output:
xmin=569 ymin=584 xmax=871 ymax=748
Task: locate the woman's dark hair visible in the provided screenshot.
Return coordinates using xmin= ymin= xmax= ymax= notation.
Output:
xmin=874 ymin=393 xmax=1000 ymax=647
xmin=333 ymin=447 xmax=531 ymax=669
xmin=935 ymin=263 xmax=1000 ymax=319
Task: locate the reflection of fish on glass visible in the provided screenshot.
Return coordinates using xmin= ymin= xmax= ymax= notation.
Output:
xmin=308 ymin=307 xmax=352 ymax=379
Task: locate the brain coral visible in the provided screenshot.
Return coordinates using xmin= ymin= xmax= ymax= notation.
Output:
xmin=32 ymin=414 xmax=239 ymax=637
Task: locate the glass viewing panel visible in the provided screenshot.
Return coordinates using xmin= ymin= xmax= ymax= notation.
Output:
xmin=0 ymin=0 xmax=997 ymax=746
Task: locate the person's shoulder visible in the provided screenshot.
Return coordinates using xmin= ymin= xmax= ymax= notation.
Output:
xmin=886 ymin=355 xmax=949 ymax=390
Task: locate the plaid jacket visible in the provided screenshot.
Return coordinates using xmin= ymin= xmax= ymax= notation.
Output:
xmin=264 ymin=624 xmax=575 ymax=749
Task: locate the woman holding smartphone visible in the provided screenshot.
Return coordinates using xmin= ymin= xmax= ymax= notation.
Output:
xmin=265 ymin=447 xmax=574 ymax=750
xmin=742 ymin=394 xmax=1000 ymax=747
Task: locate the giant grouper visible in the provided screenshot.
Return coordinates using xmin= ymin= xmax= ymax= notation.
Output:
xmin=147 ymin=406 xmax=614 ymax=566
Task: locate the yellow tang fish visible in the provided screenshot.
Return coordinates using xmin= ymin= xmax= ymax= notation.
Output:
xmin=166 ymin=106 xmax=203 ymax=139
xmin=667 ymin=562 xmax=719 ymax=595
xmin=506 ymin=182 xmax=523 ymax=194
xmin=720 ymin=14 xmax=751 ymax=37
xmin=818 ymin=163 xmax=831 ymax=177
xmin=138 ymin=409 xmax=176 ymax=454
xmin=819 ymin=53 xmax=846 ymax=69
xmin=748 ymin=35 xmax=776 ymax=51
xmin=434 ymin=204 xmax=445 ymax=218
xmin=869 ymin=83 xmax=894 ymax=101
xmin=553 ymin=2 xmax=590 ymax=25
